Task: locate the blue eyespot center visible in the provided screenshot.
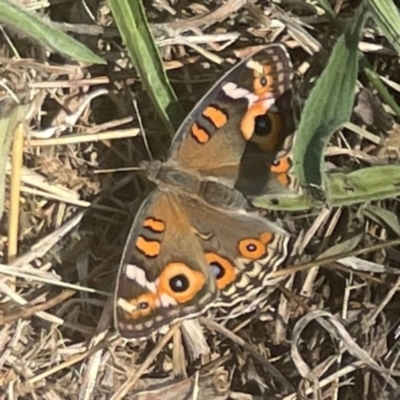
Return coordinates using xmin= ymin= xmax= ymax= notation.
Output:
xmin=169 ymin=274 xmax=189 ymax=292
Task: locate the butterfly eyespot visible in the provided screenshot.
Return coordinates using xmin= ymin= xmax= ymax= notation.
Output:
xmin=205 ymin=252 xmax=235 ymax=289
xmin=120 ymin=293 xmax=156 ymax=319
xmin=210 ymin=262 xmax=224 ymax=280
xmin=254 ymin=114 xmax=272 ymax=136
xmin=169 ymin=274 xmax=190 ymax=292
xmin=253 ymin=66 xmax=273 ymax=95
xmin=271 ymin=156 xmax=291 ymax=174
xmin=260 ymin=76 xmax=268 ymax=87
xmin=158 ymin=262 xmax=206 ymax=303
xmin=138 ymin=301 xmax=150 ymax=310
xmin=238 ymin=238 xmax=266 ymax=259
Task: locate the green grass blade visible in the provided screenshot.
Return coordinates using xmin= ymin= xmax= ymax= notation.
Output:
xmin=107 ymin=0 xmax=184 ymax=136
xmin=363 ymin=205 xmax=400 ymax=236
xmin=314 ymin=0 xmax=335 ymax=17
xmin=292 ymin=3 xmax=367 ymax=201
xmin=367 ymin=0 xmax=400 ymax=54
xmin=0 ymin=0 xmax=105 ymax=65
xmin=362 ymin=63 xmax=400 ymax=118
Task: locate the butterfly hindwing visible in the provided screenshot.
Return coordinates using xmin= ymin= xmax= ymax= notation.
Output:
xmin=179 ymin=196 xmax=290 ymax=308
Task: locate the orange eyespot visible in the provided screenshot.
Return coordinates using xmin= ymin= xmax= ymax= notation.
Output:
xmin=158 ymin=262 xmax=205 ymax=303
xmin=136 ymin=236 xmax=161 ymax=257
xmin=253 ymin=65 xmax=272 ymax=96
xmin=271 ymin=156 xmax=291 ymax=174
xmin=250 ymin=112 xmax=282 ymax=152
xmin=260 ymin=76 xmax=268 ymax=87
xmin=238 ymin=238 xmax=266 ymax=259
xmin=205 ymin=252 xmax=235 ymax=290
xmin=270 ymin=156 xmax=292 ymax=187
xmin=238 ymin=232 xmax=274 ymax=260
xmin=124 ymin=293 xmax=156 ymax=320
xmin=254 ymin=77 xmax=270 ymax=95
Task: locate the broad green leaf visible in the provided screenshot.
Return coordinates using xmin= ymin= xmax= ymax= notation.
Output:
xmin=0 ymin=0 xmax=105 ymax=65
xmin=253 ymin=165 xmax=400 ymax=211
xmin=252 ymin=192 xmax=317 ymax=211
xmin=367 ymin=0 xmax=400 ymax=54
xmin=107 ymin=0 xmax=184 ymax=136
xmin=328 ymin=166 xmax=400 ymax=205
xmin=292 ymin=3 xmax=367 ymax=200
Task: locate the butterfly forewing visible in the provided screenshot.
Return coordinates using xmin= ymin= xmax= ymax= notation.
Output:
xmin=167 ymin=44 xmax=293 ymax=186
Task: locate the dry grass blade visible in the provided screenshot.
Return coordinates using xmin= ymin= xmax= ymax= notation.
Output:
xmin=110 ymin=323 xmax=181 ymax=399
xmin=9 ymin=211 xmax=85 ymax=267
xmin=7 ymin=122 xmax=24 ymax=273
xmin=26 ymin=128 xmax=140 ymax=147
xmin=28 ymin=334 xmax=115 ymax=385
xmin=0 ymin=280 xmax=63 ymax=325
xmin=0 ymin=98 xmax=30 ymax=219
xmin=133 ymin=367 xmax=230 ymax=400
xmin=152 ymin=0 xmax=247 ymax=35
xmin=200 ymin=317 xmax=294 ymax=393
xmin=1 ymin=0 xmax=400 ymax=398
xmin=79 ymin=297 xmax=113 ymax=400
xmin=180 ymin=319 xmax=210 ymax=360
xmin=0 ymin=288 xmax=75 ymax=325
xmin=292 ymin=310 xmax=398 ymax=388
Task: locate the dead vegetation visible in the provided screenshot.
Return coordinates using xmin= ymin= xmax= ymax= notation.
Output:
xmin=1 ymin=0 xmax=400 ymax=399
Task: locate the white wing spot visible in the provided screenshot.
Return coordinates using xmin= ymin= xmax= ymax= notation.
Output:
xmin=222 ymin=82 xmax=251 ymax=100
xmin=246 ymin=59 xmax=263 ymax=74
xmin=159 ymin=293 xmax=177 ymax=307
xmin=124 ymin=264 xmax=157 ymax=292
xmin=117 ymin=297 xmax=137 ymax=313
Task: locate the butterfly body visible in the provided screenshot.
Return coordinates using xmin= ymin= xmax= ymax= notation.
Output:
xmin=115 ymin=44 xmax=294 ymax=339
xmin=142 ymin=159 xmax=249 ymax=210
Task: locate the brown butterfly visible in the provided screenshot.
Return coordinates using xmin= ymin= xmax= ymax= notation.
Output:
xmin=114 ymin=44 xmax=294 ymax=339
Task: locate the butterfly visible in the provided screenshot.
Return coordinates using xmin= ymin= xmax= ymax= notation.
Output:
xmin=114 ymin=44 xmax=295 ymax=339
